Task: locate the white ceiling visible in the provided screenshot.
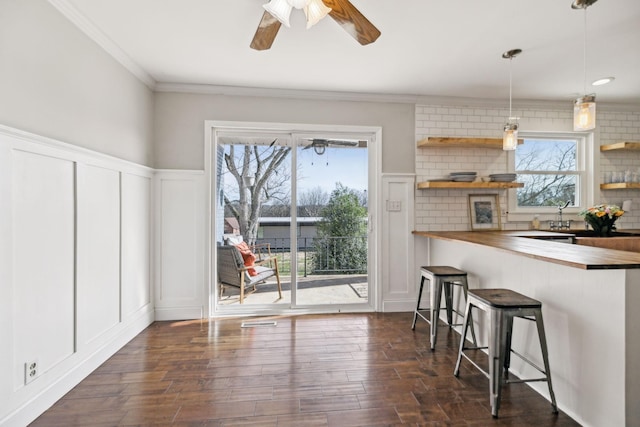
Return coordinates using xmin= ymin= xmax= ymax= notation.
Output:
xmin=54 ymin=0 xmax=640 ymax=105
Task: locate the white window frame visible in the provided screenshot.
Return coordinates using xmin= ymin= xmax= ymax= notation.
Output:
xmin=507 ymin=131 xmax=596 ymax=223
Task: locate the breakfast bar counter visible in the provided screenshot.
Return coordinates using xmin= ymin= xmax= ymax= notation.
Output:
xmin=413 ymin=230 xmax=640 ymax=427
xmin=413 ymin=230 xmax=640 ymax=269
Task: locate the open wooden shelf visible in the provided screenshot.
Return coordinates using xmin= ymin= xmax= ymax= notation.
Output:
xmin=600 ymin=142 xmax=640 ymax=152
xmin=417 ymin=181 xmax=524 ymax=189
xmin=600 ymin=183 xmax=640 ymax=190
xmin=417 ymin=137 xmax=523 ymax=149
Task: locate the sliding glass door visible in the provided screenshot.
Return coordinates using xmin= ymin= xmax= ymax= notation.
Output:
xmin=213 ymin=129 xmax=373 ymax=311
xmin=294 ymin=136 xmax=369 ymax=306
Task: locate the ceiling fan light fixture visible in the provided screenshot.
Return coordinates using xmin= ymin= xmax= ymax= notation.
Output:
xmin=574 ymin=94 xmax=596 ymax=131
xmin=304 ymin=0 xmax=332 ymax=29
xmin=263 ymin=0 xmax=292 ymax=27
xmin=313 ymin=144 xmax=326 ymax=155
xmin=288 ymin=0 xmax=311 ymax=9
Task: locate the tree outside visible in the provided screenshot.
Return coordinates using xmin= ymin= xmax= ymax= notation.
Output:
xmin=515 ymin=139 xmax=577 ymax=207
xmin=313 ymin=183 xmax=367 ymax=274
xmin=223 ymin=142 xmax=290 ymax=244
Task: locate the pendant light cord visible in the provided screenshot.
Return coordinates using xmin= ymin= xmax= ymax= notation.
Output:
xmin=583 ymin=7 xmax=588 ymax=95
xmin=509 ymin=57 xmax=513 ymax=118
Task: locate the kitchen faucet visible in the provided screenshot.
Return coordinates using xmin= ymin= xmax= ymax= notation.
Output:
xmin=549 ymin=201 xmax=572 ymax=230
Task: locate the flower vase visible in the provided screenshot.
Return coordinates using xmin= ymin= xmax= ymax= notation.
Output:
xmin=585 ymin=218 xmax=616 ymax=237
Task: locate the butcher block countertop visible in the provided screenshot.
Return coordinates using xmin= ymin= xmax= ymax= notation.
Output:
xmin=413 ymin=230 xmax=640 ymax=270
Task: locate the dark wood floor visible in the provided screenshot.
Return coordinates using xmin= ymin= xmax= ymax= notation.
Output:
xmin=31 ymin=312 xmax=580 ymax=426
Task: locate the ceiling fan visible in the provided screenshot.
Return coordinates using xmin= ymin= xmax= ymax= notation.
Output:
xmin=250 ymin=0 xmax=381 ymax=51
xmin=303 ymin=138 xmax=359 ymax=155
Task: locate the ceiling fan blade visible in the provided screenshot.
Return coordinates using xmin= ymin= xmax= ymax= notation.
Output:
xmin=322 ymin=0 xmax=381 ymax=46
xmin=250 ymin=11 xmax=282 ymax=51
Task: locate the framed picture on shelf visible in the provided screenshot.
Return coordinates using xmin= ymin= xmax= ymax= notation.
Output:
xmin=468 ymin=194 xmax=501 ymax=231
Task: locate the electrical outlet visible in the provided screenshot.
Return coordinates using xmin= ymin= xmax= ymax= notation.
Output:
xmin=24 ymin=360 xmax=38 ymax=384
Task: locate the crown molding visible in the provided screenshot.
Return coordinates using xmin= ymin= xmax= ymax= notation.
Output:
xmin=48 ymin=0 xmax=156 ymax=89
xmin=155 ymin=82 xmax=639 ymax=112
xmin=154 ymin=82 xmax=424 ymax=104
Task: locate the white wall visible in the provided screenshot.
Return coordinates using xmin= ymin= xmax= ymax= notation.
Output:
xmin=0 ymin=0 xmax=154 ymax=166
xmin=0 ymin=127 xmax=154 ymax=426
xmin=153 ymin=91 xmax=415 ymax=173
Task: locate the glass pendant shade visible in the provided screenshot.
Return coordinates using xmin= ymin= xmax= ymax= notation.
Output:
xmin=503 ymin=123 xmax=519 ymax=151
xmin=573 ymin=95 xmax=596 ymax=131
xmin=304 ymin=0 xmax=331 ymax=28
xmin=263 ymin=0 xmax=293 ymax=27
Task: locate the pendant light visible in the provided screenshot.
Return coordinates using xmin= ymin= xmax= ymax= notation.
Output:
xmin=502 ymin=49 xmax=521 ymax=151
xmin=572 ymin=0 xmax=598 ymax=131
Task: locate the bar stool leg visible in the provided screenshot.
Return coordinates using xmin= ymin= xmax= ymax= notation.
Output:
xmin=535 ymin=311 xmax=559 ymax=413
xmin=453 ymin=299 xmax=472 ymax=376
xmin=411 ymin=276 xmax=426 ymax=330
xmin=460 ymin=282 xmax=478 ymax=347
xmin=444 ymin=281 xmax=454 ymax=327
xmin=430 ymin=278 xmax=443 ymax=350
xmin=489 ymin=309 xmax=509 ymax=418
xmin=503 ymin=314 xmax=514 ymax=380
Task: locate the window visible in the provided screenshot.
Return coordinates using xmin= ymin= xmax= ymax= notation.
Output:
xmin=509 ymin=132 xmax=592 ymax=217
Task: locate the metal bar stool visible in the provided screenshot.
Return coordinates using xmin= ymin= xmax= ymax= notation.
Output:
xmin=411 ymin=266 xmax=477 ymax=350
xmin=453 ymin=288 xmax=558 ymax=418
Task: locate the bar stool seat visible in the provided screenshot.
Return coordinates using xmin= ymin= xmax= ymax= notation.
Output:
xmin=453 ymin=288 xmax=558 ymax=417
xmin=412 ymin=266 xmax=477 ymax=350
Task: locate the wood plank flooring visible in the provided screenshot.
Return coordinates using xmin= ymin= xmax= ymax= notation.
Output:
xmin=31 ymin=312 xmax=580 ymax=426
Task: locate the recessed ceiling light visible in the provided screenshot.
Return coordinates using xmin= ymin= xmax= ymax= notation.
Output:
xmin=592 ymin=77 xmax=615 ymax=86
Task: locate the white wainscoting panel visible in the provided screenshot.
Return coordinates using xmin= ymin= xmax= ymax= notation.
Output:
xmin=381 ymin=174 xmax=416 ymax=312
xmin=121 ymin=173 xmax=152 ymax=320
xmin=0 ymin=125 xmax=154 ymax=427
xmin=155 ymin=171 xmax=205 ymax=320
xmin=76 ymin=164 xmax=121 ymax=347
xmin=11 ymin=149 xmax=76 ymax=390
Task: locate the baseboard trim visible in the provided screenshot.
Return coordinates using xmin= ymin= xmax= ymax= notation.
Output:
xmin=154 ymin=306 xmax=204 ymax=321
xmin=382 ymin=300 xmax=415 ymax=312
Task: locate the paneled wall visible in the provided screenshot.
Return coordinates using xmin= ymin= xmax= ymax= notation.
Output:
xmin=380 ymin=174 xmax=419 ymax=312
xmin=415 ymin=105 xmax=640 ymax=231
xmin=154 ymin=170 xmax=206 ymax=321
xmin=0 ymin=126 xmax=154 ymax=426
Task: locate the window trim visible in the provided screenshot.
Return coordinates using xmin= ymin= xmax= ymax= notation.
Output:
xmin=507 ymin=131 xmax=596 ymax=223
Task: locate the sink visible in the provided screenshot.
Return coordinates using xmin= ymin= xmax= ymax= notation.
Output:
xmin=570 ymin=231 xmax=637 ymax=237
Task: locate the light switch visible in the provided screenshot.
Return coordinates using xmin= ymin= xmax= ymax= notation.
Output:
xmin=387 ymin=200 xmax=401 ymax=212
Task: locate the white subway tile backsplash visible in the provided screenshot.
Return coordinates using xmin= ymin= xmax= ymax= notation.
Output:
xmin=415 ymin=103 xmax=640 ymax=230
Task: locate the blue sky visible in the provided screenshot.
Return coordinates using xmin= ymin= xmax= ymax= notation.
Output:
xmin=296 ymin=146 xmax=367 ymax=195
